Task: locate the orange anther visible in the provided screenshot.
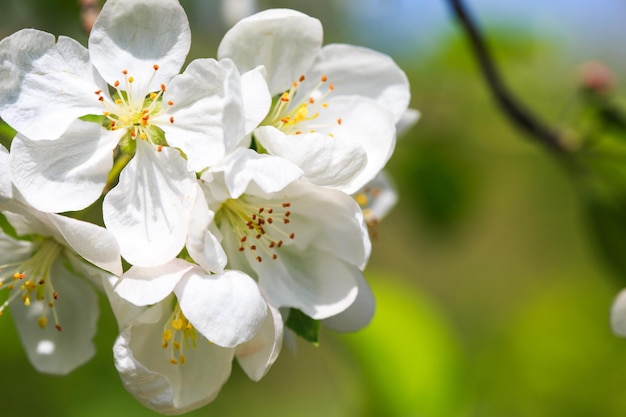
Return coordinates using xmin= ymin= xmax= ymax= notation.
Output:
xmin=299 ymin=75 xmax=306 ymax=82
xmin=321 ymin=75 xmax=328 ymax=82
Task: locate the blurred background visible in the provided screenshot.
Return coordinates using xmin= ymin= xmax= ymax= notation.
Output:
xmin=3 ymin=0 xmax=626 ymax=416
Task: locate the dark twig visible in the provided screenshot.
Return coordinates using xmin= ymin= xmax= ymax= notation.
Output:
xmin=79 ymin=0 xmax=101 ymax=36
xmin=447 ymin=0 xmax=568 ymax=154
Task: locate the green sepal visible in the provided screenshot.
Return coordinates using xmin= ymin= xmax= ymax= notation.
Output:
xmin=119 ymin=134 xmax=136 ymax=155
xmin=0 ymin=119 xmax=16 ymax=148
xmin=286 ymin=308 xmax=321 ymax=346
xmin=79 ymin=114 xmax=106 ymax=125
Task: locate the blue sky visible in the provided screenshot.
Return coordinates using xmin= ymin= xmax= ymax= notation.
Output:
xmin=341 ymin=0 xmax=626 ymax=63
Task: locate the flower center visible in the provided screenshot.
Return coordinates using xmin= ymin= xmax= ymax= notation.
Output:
xmin=0 ymin=239 xmax=64 ymax=331
xmin=261 ymin=74 xmax=342 ymax=136
xmin=161 ymin=303 xmax=197 ymax=366
xmin=95 ymin=65 xmax=175 ymax=143
xmin=216 ymin=196 xmax=296 ymax=263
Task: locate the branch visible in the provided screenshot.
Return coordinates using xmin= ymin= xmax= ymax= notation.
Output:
xmin=447 ymin=0 xmax=568 ymax=154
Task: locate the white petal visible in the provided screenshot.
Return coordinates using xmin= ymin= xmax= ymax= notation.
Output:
xmin=254 ymin=126 xmax=366 ymax=189
xmin=101 ymin=274 xmax=146 ymax=330
xmin=0 ymin=29 xmax=104 ymax=139
xmin=11 ymin=259 xmax=98 ymax=375
xmin=303 ymin=43 xmax=411 ymax=123
xmin=218 ymin=9 xmax=323 ymax=95
xmin=89 ymin=0 xmax=190 ymax=93
xmin=158 ymin=58 xmax=245 ymax=170
xmin=114 ymin=300 xmax=234 ymax=415
xmin=0 ymin=145 xmax=19 ymax=207
xmin=236 ymin=304 xmax=283 ymax=381
xmin=278 ymin=181 xmax=371 ymax=269
xmin=208 ymin=147 xmax=303 ymax=199
xmin=612 ymin=289 xmax=626 ymax=337
xmin=0 ymin=230 xmax=32 ymax=264
xmin=10 ymin=119 xmax=121 ymax=213
xmin=313 ymin=96 xmax=396 ymax=193
xmin=176 ymin=269 xmax=267 ymax=347
xmin=241 ymin=66 xmax=271 ymax=135
xmin=323 ymin=273 xmax=375 ymax=332
xmin=397 ymin=108 xmax=421 ymax=137
xmin=254 ymin=248 xmax=358 ymax=319
xmin=115 ymin=259 xmax=194 ymax=306
xmin=186 ymin=185 xmax=227 ymax=274
xmin=103 ymin=140 xmax=196 ymax=267
xmin=46 ymin=213 xmax=122 ymax=276
xmin=2 ymin=210 xmax=54 ymax=238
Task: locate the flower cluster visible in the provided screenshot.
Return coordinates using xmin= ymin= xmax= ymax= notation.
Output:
xmin=0 ymin=1 xmax=413 ymax=414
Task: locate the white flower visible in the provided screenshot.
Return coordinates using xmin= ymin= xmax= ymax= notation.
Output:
xmin=0 ymin=0 xmax=253 ymax=267
xmin=110 ymin=292 xmax=282 ymax=415
xmin=113 ymin=259 xmax=268 ymax=349
xmin=0 ymin=146 xmax=122 ymax=375
xmin=200 ymin=147 xmax=372 ymax=320
xmin=218 ymin=8 xmax=410 ymax=193
xmin=353 ymin=171 xmax=399 ymax=228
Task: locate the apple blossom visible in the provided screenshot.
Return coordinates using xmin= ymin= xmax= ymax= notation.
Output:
xmin=111 ymin=294 xmax=282 ymax=415
xmin=199 ymin=147 xmax=372 ymax=320
xmin=0 ymin=0 xmax=257 ymax=267
xmin=218 ymin=8 xmax=410 ymax=193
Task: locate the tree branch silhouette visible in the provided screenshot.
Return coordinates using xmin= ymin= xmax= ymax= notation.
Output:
xmin=447 ymin=0 xmax=568 ymax=154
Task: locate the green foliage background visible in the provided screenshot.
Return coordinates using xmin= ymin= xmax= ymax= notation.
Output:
xmin=2 ymin=1 xmax=626 ymax=416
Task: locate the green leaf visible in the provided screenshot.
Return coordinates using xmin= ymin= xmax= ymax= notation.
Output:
xmin=286 ymin=308 xmax=321 ymax=346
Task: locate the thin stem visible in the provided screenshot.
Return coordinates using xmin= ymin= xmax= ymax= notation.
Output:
xmin=446 ymin=0 xmax=568 ymax=154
